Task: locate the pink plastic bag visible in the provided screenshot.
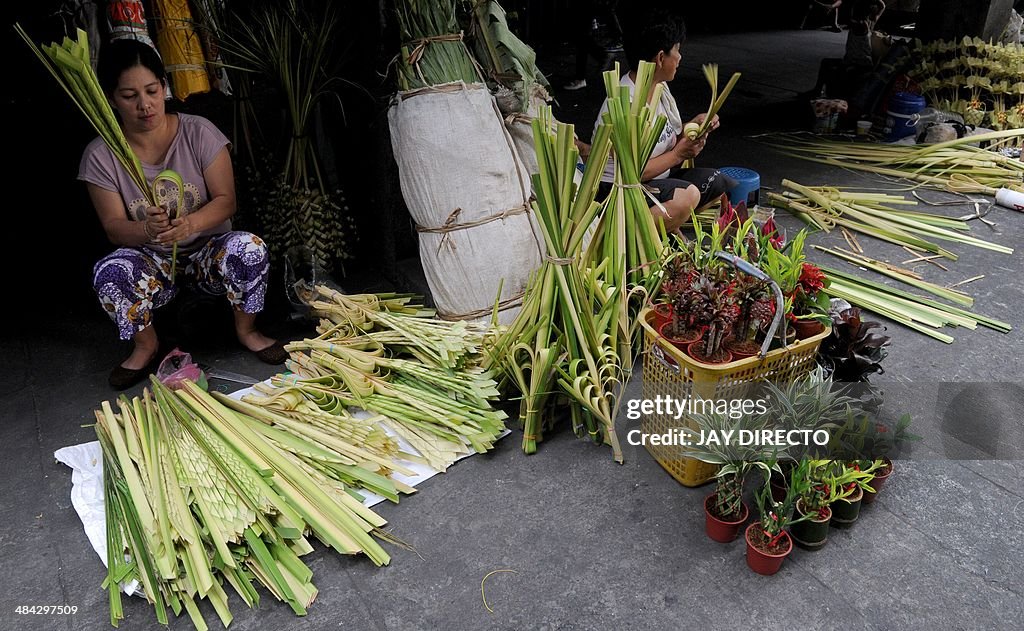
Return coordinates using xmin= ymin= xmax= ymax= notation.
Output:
xmin=156 ymin=348 xmax=208 ymax=390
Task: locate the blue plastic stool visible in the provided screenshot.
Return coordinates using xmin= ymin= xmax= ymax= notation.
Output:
xmin=720 ymin=166 xmax=760 ymax=207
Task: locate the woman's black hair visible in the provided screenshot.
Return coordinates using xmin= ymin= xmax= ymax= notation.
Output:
xmin=621 ymin=9 xmax=687 ymax=69
xmin=97 ymin=38 xmax=166 ymax=95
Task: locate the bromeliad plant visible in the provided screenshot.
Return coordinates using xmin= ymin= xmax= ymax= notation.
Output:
xmin=686 ymin=272 xmax=739 ymax=362
xmin=819 ymin=304 xmax=891 ymax=382
xmin=793 ymin=261 xmax=832 ymax=326
xmin=726 ymin=273 xmax=772 ymax=356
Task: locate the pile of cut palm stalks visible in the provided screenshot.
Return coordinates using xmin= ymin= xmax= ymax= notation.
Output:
xmin=759 ymin=131 xmax=1024 ymax=196
xmin=820 ymin=263 xmax=1010 ymax=344
xmin=769 ymin=179 xmax=1013 ymax=259
xmin=97 ymin=288 xmax=508 ymax=627
xmin=268 ymin=287 xmax=507 ymax=471
xmin=96 ymin=378 xmax=407 ymax=629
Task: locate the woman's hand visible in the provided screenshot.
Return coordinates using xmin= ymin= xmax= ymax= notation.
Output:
xmin=692 ymin=113 xmax=720 ymax=133
xmin=144 ymin=205 xmax=170 ymax=241
xmin=155 ymin=213 xmax=195 ymax=245
xmin=672 ymin=114 xmax=720 ymax=162
xmin=673 ymin=133 xmax=707 ymax=161
xmin=574 ymin=137 xmax=592 ymax=163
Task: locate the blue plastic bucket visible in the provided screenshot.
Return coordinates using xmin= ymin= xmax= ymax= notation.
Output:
xmin=720 ymin=166 xmax=760 ymax=207
xmin=885 ymin=92 xmax=926 ymax=140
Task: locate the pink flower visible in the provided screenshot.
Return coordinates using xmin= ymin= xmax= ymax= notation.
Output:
xmin=717 ymin=201 xmax=737 ymax=232
xmin=761 ymin=217 xmax=784 ymax=248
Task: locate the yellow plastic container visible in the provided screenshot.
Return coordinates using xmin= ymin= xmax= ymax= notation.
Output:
xmin=639 ymin=308 xmax=830 ymax=487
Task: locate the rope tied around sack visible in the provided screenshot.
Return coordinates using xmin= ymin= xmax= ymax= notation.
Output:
xmin=503 ymin=112 xmax=533 ymax=126
xmin=416 ymin=203 xmax=531 ymax=254
xmin=437 ymin=291 xmax=525 ymax=321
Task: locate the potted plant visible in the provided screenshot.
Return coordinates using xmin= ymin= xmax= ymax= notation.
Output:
xmin=764 ymin=366 xmax=856 ymax=434
xmin=686 ymin=407 xmax=779 ymax=542
xmin=652 ymin=252 xmax=688 ymax=330
xmin=789 ymin=459 xmax=858 ymax=550
xmin=655 ymin=247 xmax=704 ymax=347
xmin=827 ymin=459 xmax=883 ymax=529
xmin=759 ymin=230 xmax=831 ymax=343
xmin=761 ymin=366 xmax=854 ymax=500
xmin=746 ymin=462 xmax=814 ymax=575
xmin=724 ymin=273 xmax=771 ymax=360
xmin=818 ymin=303 xmax=891 ymax=383
xmin=703 ymin=465 xmax=751 ymax=543
xmin=830 ymin=412 xmax=919 ymax=504
xmin=791 ymin=262 xmax=831 ymax=339
xmin=685 ymin=273 xmax=738 ymax=364
xmin=863 ymin=457 xmax=894 ymax=504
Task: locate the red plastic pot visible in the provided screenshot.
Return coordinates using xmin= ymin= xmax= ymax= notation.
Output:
xmin=704 ymin=494 xmax=749 ymax=543
xmin=725 ymin=337 xmax=760 ymax=360
xmin=745 ymin=523 xmax=793 ymax=576
xmin=652 ymin=303 xmax=674 ymax=330
xmin=862 ymin=458 xmax=893 ymax=505
xmin=793 ymin=319 xmax=825 ymax=339
xmin=658 ymin=321 xmax=700 ymax=349
xmin=687 ymin=340 xmax=733 ymax=365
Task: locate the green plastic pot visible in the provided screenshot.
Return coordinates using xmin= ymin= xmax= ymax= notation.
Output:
xmin=791 ymin=500 xmax=831 ymax=551
xmin=830 ymin=488 xmax=864 ymax=529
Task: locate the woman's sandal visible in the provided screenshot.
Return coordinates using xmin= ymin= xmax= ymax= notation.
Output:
xmin=108 ymin=355 xmax=160 ymax=390
xmin=253 ymin=340 xmax=289 ymax=365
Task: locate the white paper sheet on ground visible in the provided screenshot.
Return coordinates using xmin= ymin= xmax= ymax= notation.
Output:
xmin=54 ymin=380 xmax=508 ymax=593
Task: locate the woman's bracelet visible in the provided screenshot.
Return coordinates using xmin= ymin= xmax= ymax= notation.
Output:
xmin=143 ymin=221 xmax=156 ymax=239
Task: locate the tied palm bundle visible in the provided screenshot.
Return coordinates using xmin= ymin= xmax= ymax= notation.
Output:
xmin=590 ymin=62 xmax=669 ymax=293
xmin=488 ymin=103 xmax=628 ymax=460
xmin=469 ymin=0 xmax=550 ymax=111
xmin=207 ymin=1 xmax=356 ymax=272
xmin=395 ymin=0 xmax=481 ymax=90
xmin=96 ymin=378 xmax=408 ymax=628
xmin=16 ymin=26 xmax=186 ymax=275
